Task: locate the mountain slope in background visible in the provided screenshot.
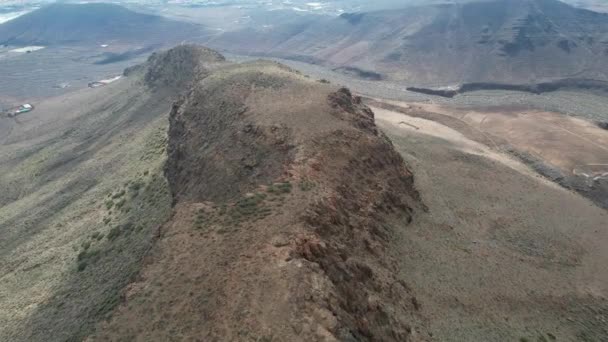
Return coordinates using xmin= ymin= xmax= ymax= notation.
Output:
xmin=0 ymin=3 xmax=206 ymax=46
xmin=211 ymin=0 xmax=608 ymax=85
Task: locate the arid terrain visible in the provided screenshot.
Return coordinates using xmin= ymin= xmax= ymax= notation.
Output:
xmin=0 ymin=44 xmax=606 ymax=341
xmin=1 ymin=1 xmax=608 ymax=341
xmin=210 ymin=0 xmax=608 ymax=85
xmin=376 ymin=106 xmax=608 ymax=341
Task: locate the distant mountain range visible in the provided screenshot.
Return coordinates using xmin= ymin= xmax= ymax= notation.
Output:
xmin=0 ymin=3 xmax=206 ymax=46
xmin=210 ymin=0 xmax=608 ymax=85
xmin=3 ymin=0 xmax=608 ymax=85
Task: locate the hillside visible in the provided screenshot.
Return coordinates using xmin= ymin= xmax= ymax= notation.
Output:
xmin=0 ymin=3 xmax=205 ymax=46
xmin=92 ymin=56 xmax=429 ymax=341
xmin=0 ymin=45 xmax=226 ymax=342
xmin=210 ymin=0 xmax=608 ymax=85
xmin=1 ymin=44 xmax=607 ymax=341
xmin=0 ymin=44 xmax=429 ymax=341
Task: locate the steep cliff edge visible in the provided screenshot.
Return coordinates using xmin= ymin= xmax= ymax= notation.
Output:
xmin=92 ymin=48 xmax=428 ymax=341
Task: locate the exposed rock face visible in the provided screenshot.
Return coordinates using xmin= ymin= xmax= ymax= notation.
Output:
xmin=94 ymin=46 xmax=428 ymax=341
xmin=143 ymin=45 xmax=225 ymax=90
xmin=165 ymin=65 xmax=295 ymax=203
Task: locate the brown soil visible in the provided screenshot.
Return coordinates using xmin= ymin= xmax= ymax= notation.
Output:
xmin=91 ymin=55 xmax=429 ymax=341
xmin=366 ymin=98 xmax=608 ymax=209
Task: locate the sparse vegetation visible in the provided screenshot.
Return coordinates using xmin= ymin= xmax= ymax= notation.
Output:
xmin=114 ymin=198 xmax=126 ymax=210
xmin=267 ymin=182 xmax=292 ymax=194
xmin=111 ymin=190 xmax=126 ymax=199
xmin=228 ymin=192 xmax=273 ymax=223
xmin=6 ymin=40 xmax=608 ymax=342
xmin=77 ymin=248 xmax=101 ymax=272
xmin=105 ymin=199 xmax=114 ymax=210
xmin=299 ymin=179 xmax=315 ymax=191
xmin=193 ymin=210 xmax=207 ymax=229
xmin=129 ymin=179 xmax=143 ymax=193
xmin=81 ymin=241 xmax=91 ymax=250
xmin=106 ymin=226 xmax=122 ymax=241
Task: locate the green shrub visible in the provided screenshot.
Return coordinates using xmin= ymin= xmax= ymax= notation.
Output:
xmin=267 ymin=182 xmax=292 ymax=194
xmin=299 ymin=180 xmax=315 ymax=191
xmin=129 ymin=181 xmax=143 ymax=192
xmin=114 ymin=198 xmax=126 ymax=210
xmin=76 ymin=248 xmax=101 ymax=272
xmin=105 ymin=200 xmax=114 ymax=210
xmin=111 ymin=190 xmax=126 ymax=199
xmin=107 ymin=226 xmax=121 ymax=241
xmin=77 ymin=261 xmax=88 ymax=272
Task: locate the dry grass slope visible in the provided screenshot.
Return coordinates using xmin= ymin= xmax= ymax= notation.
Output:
xmin=0 ymin=45 xmax=226 ymax=341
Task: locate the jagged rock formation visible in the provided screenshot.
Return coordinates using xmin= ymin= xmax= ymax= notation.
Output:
xmin=91 ymin=46 xmax=428 ymax=341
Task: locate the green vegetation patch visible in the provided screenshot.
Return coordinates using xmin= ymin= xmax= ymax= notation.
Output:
xmin=77 ymin=248 xmax=101 ymax=272
xmin=111 ymin=190 xmax=126 ymax=199
xmin=267 ymin=182 xmax=292 ymax=195
xmin=197 ymin=186 xmax=287 ymax=230
xmin=298 ymin=179 xmax=316 ymax=192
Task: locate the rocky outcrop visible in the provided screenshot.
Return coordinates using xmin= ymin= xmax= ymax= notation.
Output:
xmin=144 ymin=45 xmax=225 ymax=90
xmin=95 ymin=46 xmax=428 ymax=341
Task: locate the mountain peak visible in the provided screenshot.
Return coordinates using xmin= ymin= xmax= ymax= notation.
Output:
xmin=0 ymin=3 xmax=202 ymax=46
xmin=140 ymin=45 xmax=226 ymax=90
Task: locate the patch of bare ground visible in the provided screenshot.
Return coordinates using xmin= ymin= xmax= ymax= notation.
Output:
xmin=366 ymin=98 xmax=608 ymax=209
xmin=374 ymin=102 xmax=608 ymax=341
xmin=91 ymin=59 xmax=429 ymax=341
